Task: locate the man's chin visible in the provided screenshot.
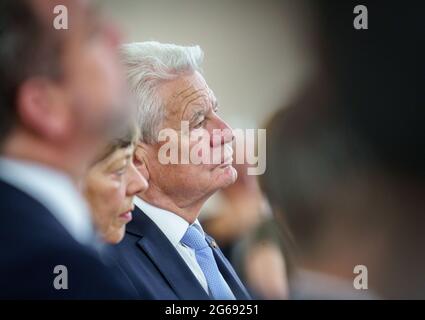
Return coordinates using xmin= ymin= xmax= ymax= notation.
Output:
xmin=214 ymin=164 xmax=238 ymax=187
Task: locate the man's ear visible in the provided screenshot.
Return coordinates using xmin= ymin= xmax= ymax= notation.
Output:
xmin=134 ymin=142 xmax=150 ymax=181
xmin=17 ymin=78 xmax=70 ymax=142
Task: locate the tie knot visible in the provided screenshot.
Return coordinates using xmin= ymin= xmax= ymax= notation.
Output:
xmin=181 ymin=224 xmax=209 ymax=251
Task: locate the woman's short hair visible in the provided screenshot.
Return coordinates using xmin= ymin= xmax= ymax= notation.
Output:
xmin=94 ymin=120 xmax=140 ymax=164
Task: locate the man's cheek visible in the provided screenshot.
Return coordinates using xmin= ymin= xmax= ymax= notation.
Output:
xmin=188 ymin=133 xmax=210 ymax=165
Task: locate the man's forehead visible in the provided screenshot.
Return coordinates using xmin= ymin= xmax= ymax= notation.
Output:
xmin=171 ymin=74 xmax=209 ymax=98
xmin=164 ymin=74 xmax=216 ymax=115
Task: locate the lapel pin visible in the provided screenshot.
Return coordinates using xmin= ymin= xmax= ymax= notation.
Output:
xmin=210 ymin=240 xmax=218 ymax=248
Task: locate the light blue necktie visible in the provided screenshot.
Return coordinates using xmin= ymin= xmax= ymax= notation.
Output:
xmin=181 ymin=225 xmax=236 ymax=300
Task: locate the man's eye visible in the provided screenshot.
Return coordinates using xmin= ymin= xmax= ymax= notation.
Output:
xmin=212 ymin=101 xmax=219 ymax=113
xmin=193 ymin=119 xmax=205 ymax=129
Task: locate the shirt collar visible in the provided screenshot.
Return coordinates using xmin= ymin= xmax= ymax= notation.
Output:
xmin=0 ymin=157 xmax=94 ymax=245
xmin=134 ymin=196 xmax=204 ymax=247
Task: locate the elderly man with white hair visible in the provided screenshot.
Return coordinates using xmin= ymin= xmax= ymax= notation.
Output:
xmin=114 ymin=41 xmax=251 ymax=300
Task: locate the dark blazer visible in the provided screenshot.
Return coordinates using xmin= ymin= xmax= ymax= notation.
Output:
xmin=0 ymin=179 xmax=137 ymax=299
xmin=114 ymin=206 xmax=251 ymax=300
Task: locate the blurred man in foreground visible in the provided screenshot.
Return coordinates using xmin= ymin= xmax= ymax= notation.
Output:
xmin=0 ymin=0 xmax=135 ymax=298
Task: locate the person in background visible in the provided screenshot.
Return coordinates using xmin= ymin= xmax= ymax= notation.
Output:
xmin=232 ymin=217 xmax=292 ymax=300
xmin=201 ymin=159 xmax=290 ymax=300
xmin=201 ymin=161 xmax=268 ymax=257
xmin=0 ymin=0 xmax=136 ymax=298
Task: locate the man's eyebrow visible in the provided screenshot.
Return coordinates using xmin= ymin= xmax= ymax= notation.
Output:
xmin=189 ymin=107 xmax=207 ymax=122
xmin=181 ymin=91 xmax=207 ymax=119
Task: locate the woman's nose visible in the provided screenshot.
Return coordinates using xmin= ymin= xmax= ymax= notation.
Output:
xmin=127 ymin=163 xmax=148 ymax=196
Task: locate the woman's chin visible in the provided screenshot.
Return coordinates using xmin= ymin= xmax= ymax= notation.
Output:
xmin=103 ymin=226 xmax=126 ymax=244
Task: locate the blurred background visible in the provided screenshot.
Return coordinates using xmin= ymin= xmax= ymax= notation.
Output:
xmin=100 ymin=0 xmax=425 ymax=300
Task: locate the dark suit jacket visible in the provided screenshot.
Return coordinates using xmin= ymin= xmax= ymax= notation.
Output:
xmin=114 ymin=206 xmax=251 ymax=300
xmin=0 ymin=179 xmax=137 ymax=299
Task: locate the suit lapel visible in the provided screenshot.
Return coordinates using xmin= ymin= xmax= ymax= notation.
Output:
xmin=206 ymin=235 xmax=251 ymax=300
xmin=126 ymin=207 xmax=210 ymax=300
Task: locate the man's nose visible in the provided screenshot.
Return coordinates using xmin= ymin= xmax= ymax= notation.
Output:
xmin=210 ymin=117 xmax=234 ymax=148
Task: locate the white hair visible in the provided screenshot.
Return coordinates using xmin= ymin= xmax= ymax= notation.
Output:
xmin=119 ymin=41 xmax=204 ymax=144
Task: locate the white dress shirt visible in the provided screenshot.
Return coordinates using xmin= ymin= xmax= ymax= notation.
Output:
xmin=0 ymin=157 xmax=94 ymax=246
xmin=134 ymin=197 xmax=213 ymax=293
